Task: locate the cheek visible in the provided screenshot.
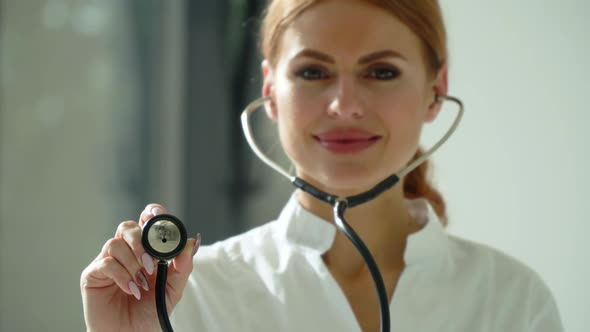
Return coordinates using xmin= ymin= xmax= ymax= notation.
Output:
xmin=377 ymin=87 xmax=425 ymax=132
xmin=275 ymin=80 xmax=323 ymax=134
xmin=273 ymin=84 xmax=319 ymax=161
xmin=375 ymin=88 xmax=425 ymax=164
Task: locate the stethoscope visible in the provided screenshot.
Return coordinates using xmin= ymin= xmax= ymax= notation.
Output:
xmin=142 ymin=94 xmax=464 ymax=332
xmin=141 ymin=213 xmax=188 ymax=332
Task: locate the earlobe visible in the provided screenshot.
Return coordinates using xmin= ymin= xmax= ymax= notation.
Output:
xmin=261 ymin=60 xmax=278 ymax=121
xmin=425 ymin=65 xmax=449 ymax=123
xmin=424 ymin=104 xmax=440 ymax=123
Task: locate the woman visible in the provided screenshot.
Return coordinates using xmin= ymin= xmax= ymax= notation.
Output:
xmin=80 ymin=0 xmax=563 ymax=331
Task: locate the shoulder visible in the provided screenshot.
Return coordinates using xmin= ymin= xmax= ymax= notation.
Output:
xmin=195 ymin=219 xmax=283 ymax=268
xmin=186 ymin=218 xmax=293 ymax=291
xmin=447 ymin=234 xmax=550 ymax=295
xmin=444 ymin=235 xmax=563 ymax=330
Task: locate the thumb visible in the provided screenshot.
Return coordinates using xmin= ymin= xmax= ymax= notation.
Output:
xmin=166 ymin=234 xmax=201 ymax=295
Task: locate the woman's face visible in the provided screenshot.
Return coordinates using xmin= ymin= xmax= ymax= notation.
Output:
xmin=263 ymin=0 xmax=447 ymax=194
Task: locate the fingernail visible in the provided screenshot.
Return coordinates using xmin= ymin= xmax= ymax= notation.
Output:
xmin=151 ymin=207 xmax=162 ymax=216
xmin=136 ymin=271 xmax=149 ymax=291
xmin=129 ymin=281 xmax=141 ymax=300
xmin=191 ymin=233 xmax=201 ymax=257
xmin=142 ymin=253 xmax=155 ymax=275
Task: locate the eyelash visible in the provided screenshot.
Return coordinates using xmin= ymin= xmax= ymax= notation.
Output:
xmin=295 ymin=66 xmax=330 ymax=80
xmin=366 ymin=67 xmax=401 ymax=80
xmin=294 ymin=65 xmax=401 ymax=81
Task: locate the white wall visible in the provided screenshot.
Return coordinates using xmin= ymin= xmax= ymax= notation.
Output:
xmin=427 ymin=1 xmax=589 ymax=331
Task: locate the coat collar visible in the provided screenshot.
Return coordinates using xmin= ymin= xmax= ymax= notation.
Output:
xmin=277 ymin=192 xmax=451 ymax=268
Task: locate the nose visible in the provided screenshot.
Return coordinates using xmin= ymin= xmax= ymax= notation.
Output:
xmin=327 ymin=77 xmax=364 ymax=119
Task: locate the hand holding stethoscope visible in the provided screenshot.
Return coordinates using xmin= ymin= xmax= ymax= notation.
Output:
xmin=80 ymin=204 xmax=200 ymax=332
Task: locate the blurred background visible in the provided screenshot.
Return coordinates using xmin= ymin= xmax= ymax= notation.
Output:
xmin=0 ymin=0 xmax=587 ymax=331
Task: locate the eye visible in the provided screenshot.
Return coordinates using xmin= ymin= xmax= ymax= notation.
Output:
xmin=366 ymin=66 xmax=401 ymax=81
xmin=295 ymin=66 xmax=330 ymax=80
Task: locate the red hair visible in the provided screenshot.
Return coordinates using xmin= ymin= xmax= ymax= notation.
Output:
xmin=260 ymin=0 xmax=449 ymax=224
xmin=403 ymin=148 xmax=447 ymax=225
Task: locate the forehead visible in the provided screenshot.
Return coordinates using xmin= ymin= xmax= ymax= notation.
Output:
xmin=278 ymin=0 xmax=424 ymax=63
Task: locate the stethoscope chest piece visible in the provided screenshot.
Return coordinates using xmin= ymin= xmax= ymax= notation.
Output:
xmin=141 ymin=213 xmax=188 ymax=332
xmin=142 ymin=214 xmax=187 ymax=261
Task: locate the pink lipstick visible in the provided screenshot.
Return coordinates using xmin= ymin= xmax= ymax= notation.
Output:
xmin=313 ymin=128 xmax=381 ymax=154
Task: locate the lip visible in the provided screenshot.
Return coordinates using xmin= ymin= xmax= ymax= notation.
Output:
xmin=313 ymin=128 xmax=382 ymax=154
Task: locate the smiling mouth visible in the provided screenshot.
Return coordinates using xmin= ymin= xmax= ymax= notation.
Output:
xmin=313 ymin=135 xmax=382 ymax=154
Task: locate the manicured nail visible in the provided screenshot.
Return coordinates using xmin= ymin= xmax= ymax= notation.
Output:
xmin=142 ymin=253 xmax=155 ymax=275
xmin=129 ymin=281 xmax=141 ymax=300
xmin=136 ymin=271 xmax=149 ymax=291
xmin=151 ymin=207 xmax=162 ymax=216
xmin=192 ymin=233 xmax=201 ymax=257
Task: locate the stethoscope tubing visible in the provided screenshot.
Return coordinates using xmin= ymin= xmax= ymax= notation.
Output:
xmin=334 ymin=199 xmax=391 ymax=331
xmin=156 ymin=261 xmax=174 ymax=331
xmin=240 ymin=95 xmax=463 ymax=184
xmin=240 ymin=95 xmax=464 ymax=332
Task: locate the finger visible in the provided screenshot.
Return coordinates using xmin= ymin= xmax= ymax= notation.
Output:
xmin=90 ymin=256 xmax=142 ymax=300
xmin=166 ymin=234 xmax=201 ymax=300
xmin=171 ymin=234 xmax=201 ymax=274
xmin=139 ymin=203 xmax=168 ymax=228
xmin=114 ymin=220 xmax=156 ymax=277
xmin=101 ymin=237 xmax=148 ymax=291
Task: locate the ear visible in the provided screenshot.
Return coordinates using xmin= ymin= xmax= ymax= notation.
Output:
xmin=424 ymin=64 xmax=449 ymax=123
xmin=261 ymin=60 xmax=278 ymax=121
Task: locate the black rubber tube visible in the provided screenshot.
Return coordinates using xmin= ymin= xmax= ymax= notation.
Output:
xmin=292 ymin=174 xmax=400 ymax=208
xmin=156 ymin=261 xmax=174 ymax=332
xmin=333 ymin=200 xmax=390 ymax=332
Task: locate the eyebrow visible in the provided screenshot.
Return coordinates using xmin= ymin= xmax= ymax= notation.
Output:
xmin=291 ymin=49 xmax=407 ymax=64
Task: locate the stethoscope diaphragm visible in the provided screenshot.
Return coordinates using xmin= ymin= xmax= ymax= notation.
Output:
xmin=142 ymin=214 xmax=188 ymax=261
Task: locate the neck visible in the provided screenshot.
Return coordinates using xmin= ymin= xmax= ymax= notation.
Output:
xmin=297 ymin=179 xmax=422 ymax=278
